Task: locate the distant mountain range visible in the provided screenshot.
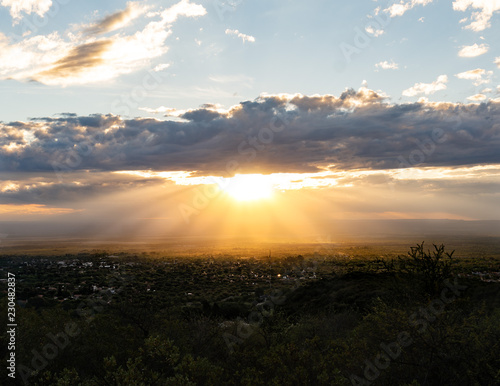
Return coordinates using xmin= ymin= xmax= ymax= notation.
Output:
xmin=1 ymin=219 xmax=499 ymax=240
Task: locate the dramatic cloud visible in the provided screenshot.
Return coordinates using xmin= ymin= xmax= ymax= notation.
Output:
xmin=0 ymin=0 xmax=206 ymax=85
xmin=458 ymin=43 xmax=489 ymax=57
xmin=2 ymin=90 xmax=500 ymax=225
xmin=84 ymin=1 xmax=148 ymax=35
xmin=2 ymin=90 xmax=500 ymax=179
xmin=1 ymin=0 xmax=52 ymax=22
xmin=453 ymin=0 xmax=500 ymax=31
xmin=402 ymin=75 xmax=448 ymax=96
xmin=385 ymin=0 xmax=433 ymax=17
xmin=225 ymin=29 xmax=255 ymax=43
xmin=0 ymin=169 xmax=168 ymax=205
xmin=375 ymin=60 xmax=399 ymax=70
xmin=455 ymin=68 xmax=492 ymax=85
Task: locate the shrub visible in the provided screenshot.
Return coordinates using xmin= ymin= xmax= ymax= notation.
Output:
xmin=377 ymin=242 xmax=455 ymax=296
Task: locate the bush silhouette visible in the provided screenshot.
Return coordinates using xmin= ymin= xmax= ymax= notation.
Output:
xmin=377 ymin=242 xmax=454 ymax=296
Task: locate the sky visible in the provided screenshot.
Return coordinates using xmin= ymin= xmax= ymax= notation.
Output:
xmin=0 ymin=0 xmax=500 ymax=239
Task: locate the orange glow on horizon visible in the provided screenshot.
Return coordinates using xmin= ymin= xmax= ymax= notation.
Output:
xmin=0 ymin=204 xmax=79 ymax=216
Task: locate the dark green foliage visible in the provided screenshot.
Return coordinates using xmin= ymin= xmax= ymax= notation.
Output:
xmin=376 ymin=242 xmax=455 ymax=296
xmin=401 ymin=242 xmax=454 ymax=295
xmin=1 ymin=243 xmax=499 ymax=385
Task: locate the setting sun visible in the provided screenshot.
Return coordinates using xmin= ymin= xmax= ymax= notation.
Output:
xmin=221 ymin=174 xmax=274 ymax=201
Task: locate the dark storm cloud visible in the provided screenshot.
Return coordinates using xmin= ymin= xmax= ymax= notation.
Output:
xmin=180 ymin=109 xmax=222 ymax=122
xmin=0 ymin=171 xmax=167 ymax=205
xmin=1 ymin=90 xmax=500 ymax=175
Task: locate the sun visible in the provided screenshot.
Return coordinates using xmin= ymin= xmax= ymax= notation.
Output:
xmin=221 ymin=174 xmax=274 ymax=201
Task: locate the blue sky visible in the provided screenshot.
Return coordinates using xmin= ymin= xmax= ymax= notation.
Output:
xmin=0 ymin=0 xmax=498 ymax=122
xmin=1 ymin=0 xmax=500 ymax=231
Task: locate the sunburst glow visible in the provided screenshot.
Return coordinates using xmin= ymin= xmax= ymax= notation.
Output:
xmin=220 ymin=174 xmax=274 ymax=201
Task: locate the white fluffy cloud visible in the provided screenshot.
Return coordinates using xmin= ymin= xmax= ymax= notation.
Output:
xmin=0 ymin=31 xmax=72 ymax=79
xmin=455 ymin=68 xmax=492 ymax=86
xmin=160 ymin=0 xmax=206 ymax=23
xmin=385 ymin=0 xmax=433 ymax=17
xmin=0 ymin=0 xmax=206 ymax=86
xmin=495 ymin=57 xmax=500 ymax=68
xmin=453 ymin=0 xmax=500 ymax=31
xmin=467 ymin=93 xmax=486 ymax=101
xmin=225 ymin=29 xmax=255 ymax=43
xmin=458 ymin=43 xmax=489 ymax=57
xmin=153 ymin=63 xmax=170 ymax=72
xmin=375 ymin=60 xmax=399 ymax=70
xmin=402 ymin=74 xmax=448 ymax=96
xmin=365 ymin=25 xmax=384 ymax=37
xmin=1 ymin=0 xmax=52 ymax=22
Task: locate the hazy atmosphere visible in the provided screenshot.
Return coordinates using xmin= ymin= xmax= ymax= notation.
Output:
xmin=1 ymin=0 xmax=499 ymax=242
xmin=1 ymin=1 xmax=500 ymax=386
